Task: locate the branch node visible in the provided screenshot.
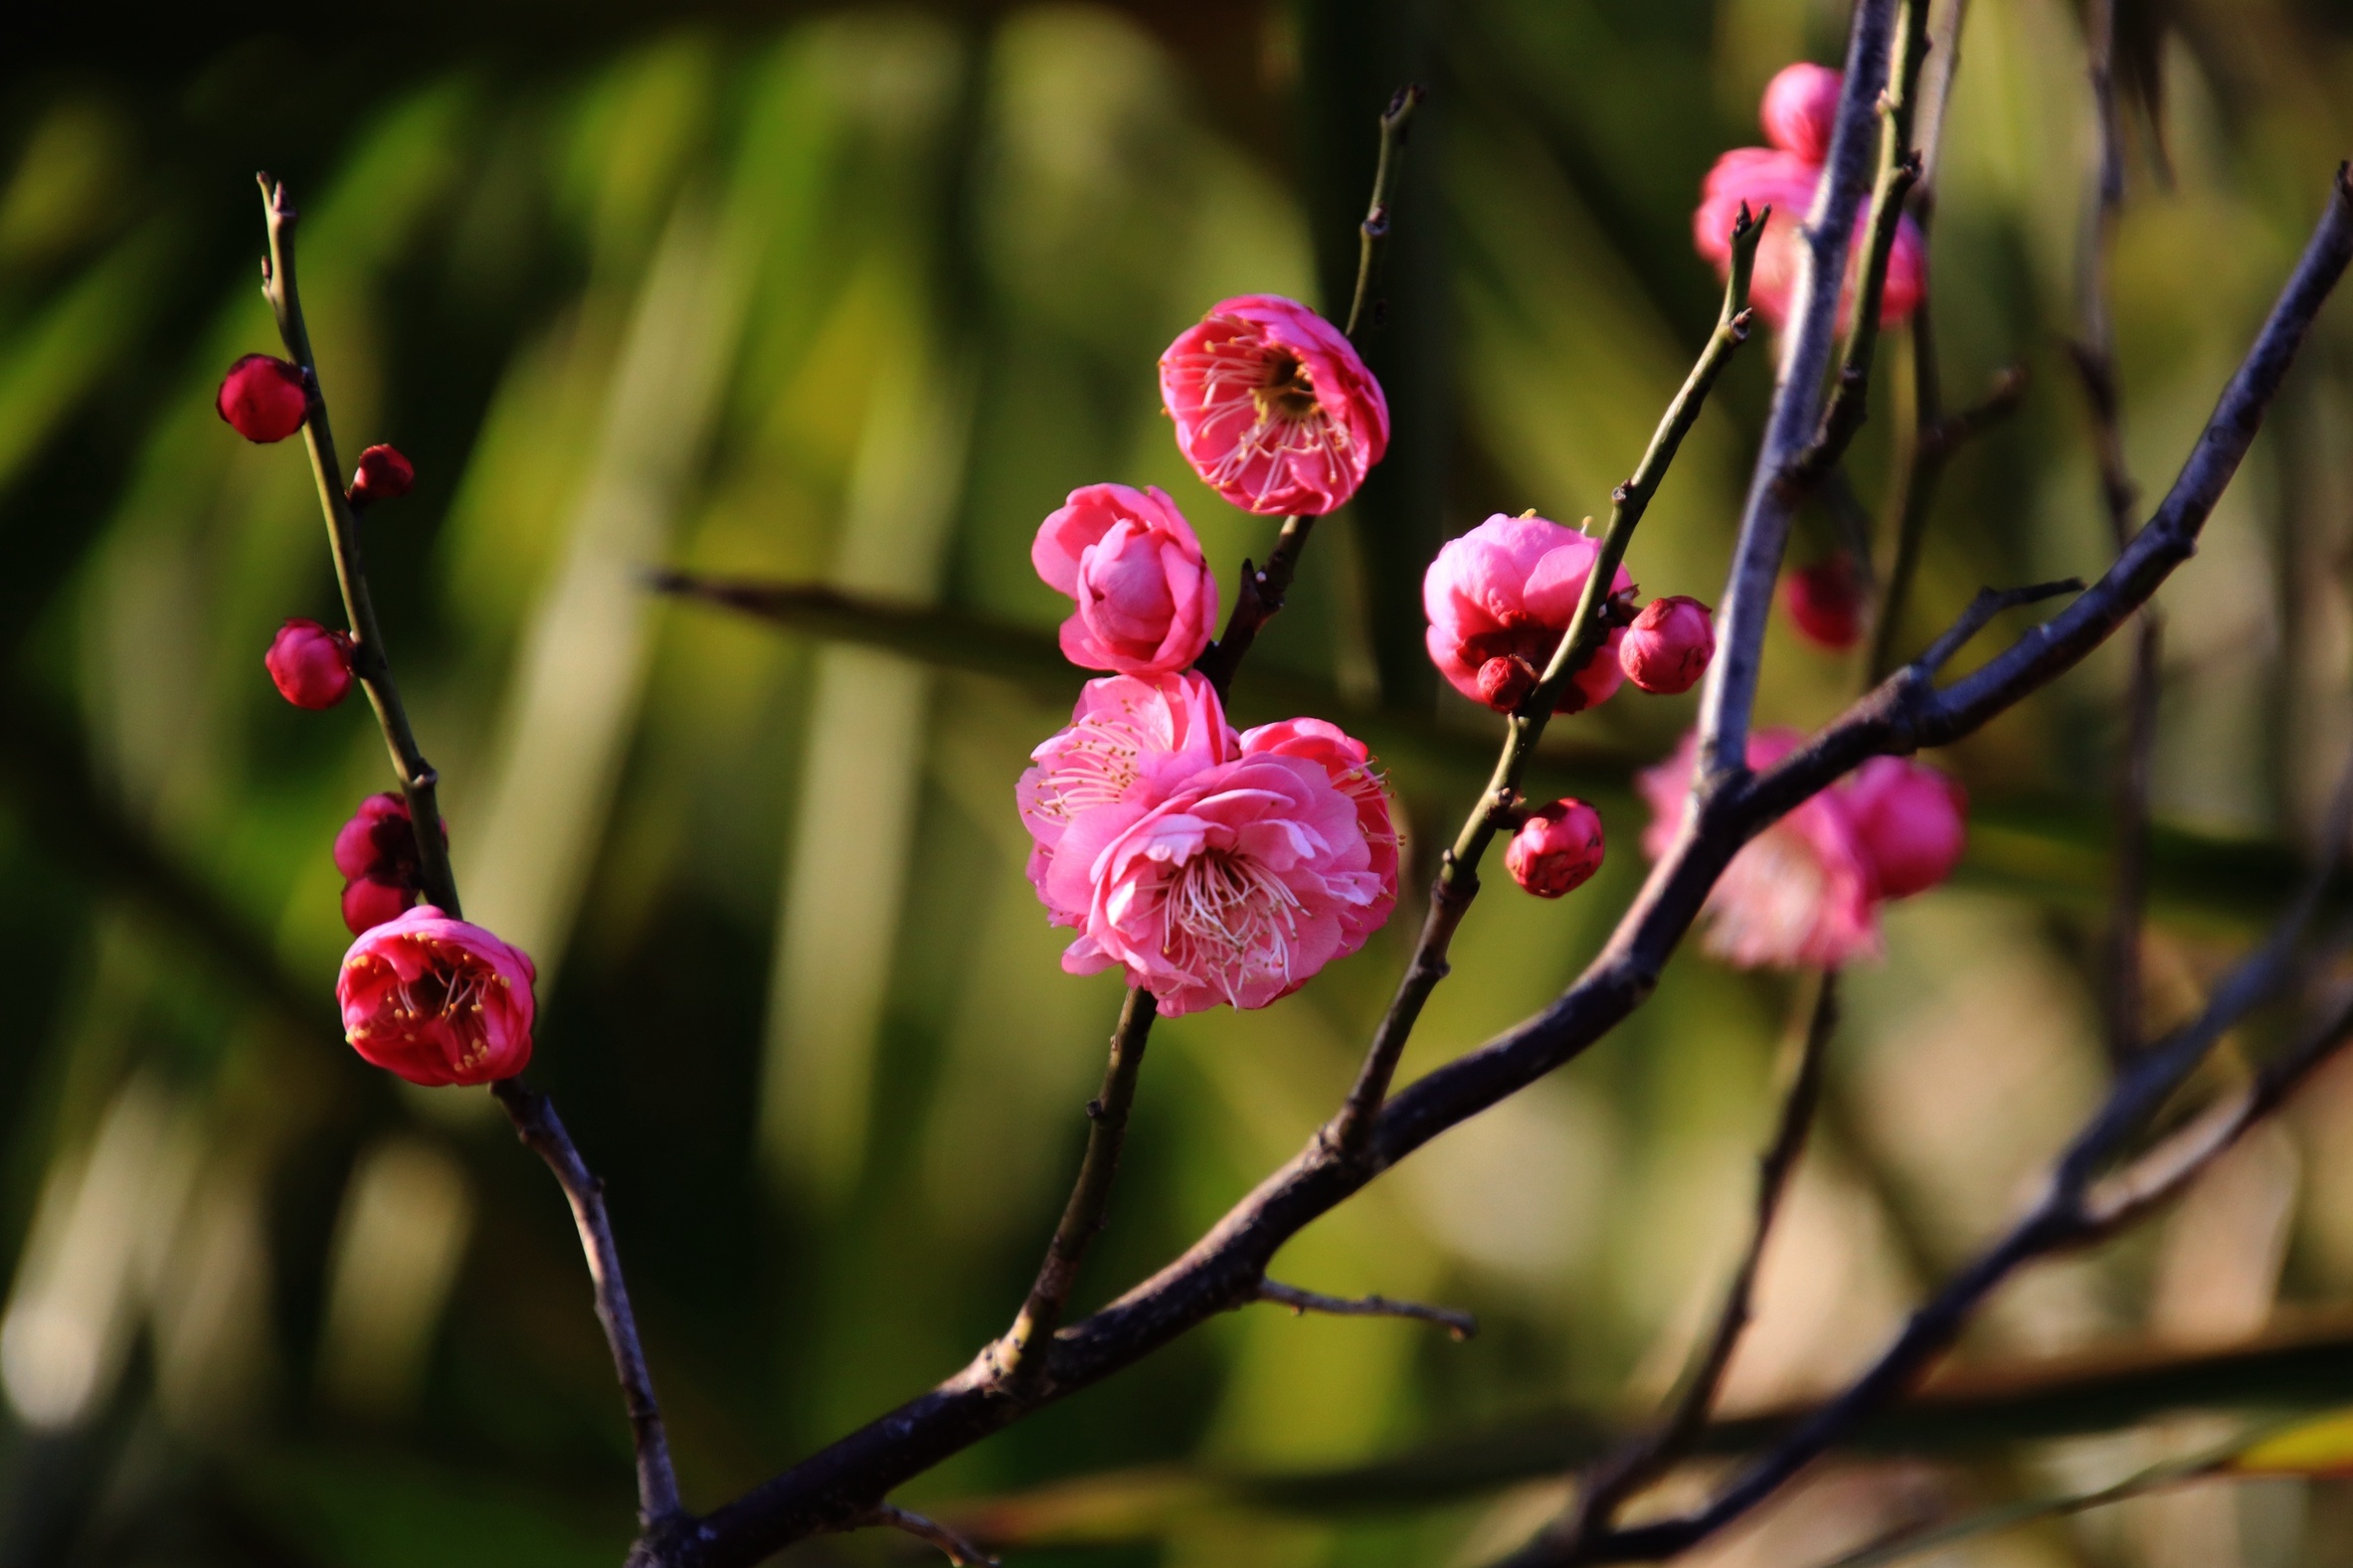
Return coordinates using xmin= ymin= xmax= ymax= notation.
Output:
xmin=857 ymin=1504 xmax=999 ymax=1568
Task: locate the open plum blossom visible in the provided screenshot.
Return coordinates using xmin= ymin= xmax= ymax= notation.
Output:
xmin=1639 ymin=730 xmax=1966 ymax=968
xmin=1031 ymin=484 xmax=1218 ymax=674
xmin=1018 ymin=673 xmax=1395 ymax=1014
xmin=1695 ymin=63 xmax=1925 ymax=330
xmin=1236 ymin=718 xmax=1399 ymax=950
xmin=1019 ymin=670 xmax=1238 ymax=909
xmin=1424 ymin=513 xmax=1636 ymax=714
xmin=338 ymin=906 xmax=536 ymax=1086
xmin=1159 ymin=294 xmax=1389 ymax=516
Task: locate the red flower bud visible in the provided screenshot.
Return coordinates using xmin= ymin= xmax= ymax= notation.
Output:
xmin=349 ymin=443 xmax=415 ymax=508
xmin=1782 ymin=556 xmax=1865 ymax=650
xmin=1505 ymin=797 xmax=1606 ymax=898
xmin=265 ymin=618 xmax=353 ymax=709
xmin=1619 ymin=596 xmax=1716 ymax=694
xmin=1476 ymin=654 xmax=1538 ymax=712
xmin=216 ymin=354 xmax=309 ymax=443
xmin=341 ymin=876 xmax=415 ymax=936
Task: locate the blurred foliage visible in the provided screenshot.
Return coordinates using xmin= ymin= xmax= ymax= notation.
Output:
xmin=2 ymin=2 xmax=2353 ymax=1566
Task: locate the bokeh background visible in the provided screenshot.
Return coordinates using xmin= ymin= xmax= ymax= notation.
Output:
xmin=4 ymin=0 xmax=2353 ymax=1563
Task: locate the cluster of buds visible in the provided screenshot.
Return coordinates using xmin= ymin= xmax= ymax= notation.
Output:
xmin=217 ymin=351 xmax=534 ymax=1088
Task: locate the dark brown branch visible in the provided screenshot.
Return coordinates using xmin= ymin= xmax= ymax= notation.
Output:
xmin=493 ymin=1079 xmax=682 ymax=1525
xmin=1547 ymin=975 xmax=1838 ymax=1554
xmin=1257 ymin=1279 xmax=1478 ymax=1340
xmin=1912 ymin=578 xmax=2085 ymax=674
xmin=649 ymin=156 xmax=2353 ymax=1568
xmin=1700 ymin=0 xmax=1904 ymax=780
xmin=995 ymin=989 xmax=1157 ymax=1381
xmin=255 ymin=177 xmax=681 ymax=1536
xmin=1190 ymin=513 xmax=1317 ymax=700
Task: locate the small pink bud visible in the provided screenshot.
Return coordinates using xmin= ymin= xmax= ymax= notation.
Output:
xmin=1846 ymin=757 xmax=1968 ymax=899
xmin=349 ymin=443 xmax=415 ymax=507
xmin=1782 ymin=557 xmax=1864 ymax=650
xmin=266 ymin=617 xmax=353 ymax=709
xmin=1619 ymin=596 xmax=1716 ymax=694
xmin=1505 ymin=798 xmax=1606 ymax=899
xmin=1476 ymin=655 xmax=1537 ymax=712
xmin=339 ymin=907 xmax=536 ymax=1086
xmin=341 ymin=876 xmax=415 ymax=936
xmin=216 ymin=354 xmax=309 ymax=443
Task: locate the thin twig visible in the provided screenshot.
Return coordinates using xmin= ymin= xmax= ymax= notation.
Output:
xmin=1190 ymin=513 xmax=1318 ymax=700
xmin=1257 ymin=1279 xmax=1478 ymax=1341
xmin=255 ymin=176 xmax=682 ymax=1534
xmin=1912 ymin=579 xmax=2086 ymax=675
xmin=1344 ymin=85 xmax=1427 ymax=341
xmin=996 ymin=989 xmax=1157 ymax=1381
xmin=858 ymin=1504 xmax=1000 ymax=1567
xmin=1547 ymin=974 xmax=1839 ymax=1554
xmin=1325 ymin=207 xmax=1762 ymax=1156
xmin=1699 ymin=0 xmax=1905 ymax=782
xmin=1871 ymin=364 xmax=2028 ymax=679
xmin=661 ymin=163 xmax=2353 ymax=1568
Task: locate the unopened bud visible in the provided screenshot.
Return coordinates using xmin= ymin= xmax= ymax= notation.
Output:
xmin=349 ymin=443 xmax=415 ymax=508
xmin=265 ymin=617 xmax=353 ymax=709
xmin=1619 ymin=596 xmax=1716 ymax=694
xmin=333 ymin=791 xmax=446 ymax=934
xmin=341 ymin=876 xmax=415 ymax=936
xmin=1476 ymin=654 xmax=1537 ymax=712
xmin=216 ymin=354 xmax=309 ymax=443
xmin=1504 ymin=797 xmax=1605 ymax=898
xmin=1782 ymin=556 xmax=1865 ymax=650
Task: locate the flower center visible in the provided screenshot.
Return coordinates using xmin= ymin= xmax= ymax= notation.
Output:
xmin=1254 ymin=350 xmax=1322 ymax=423
xmin=1160 ymin=848 xmax=1302 ymax=1005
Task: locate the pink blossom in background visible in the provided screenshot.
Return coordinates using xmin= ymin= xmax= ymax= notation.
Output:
xmin=1423 ymin=513 xmax=1635 ymax=714
xmin=1782 ymin=555 xmax=1866 ymax=649
xmin=1238 ymin=717 xmax=1400 ymax=946
xmin=1640 ymin=730 xmax=1881 ymax=969
xmin=1031 ymin=484 xmax=1219 ymax=674
xmin=1694 ymin=63 xmax=1926 ymax=330
xmin=266 ymin=617 xmax=354 ymax=709
xmin=1639 ymin=731 xmax=1973 ymax=968
xmin=1159 ymin=294 xmax=1389 ymax=516
xmin=1846 ymin=755 xmax=1968 ymax=898
xmin=1619 ymin=595 xmax=1716 ymax=694
xmin=1018 ymin=671 xmax=1239 ymax=926
xmin=1506 ymin=798 xmax=1606 ymax=898
xmin=1044 ymin=752 xmax=1385 ymax=1015
xmin=338 ymin=906 xmax=536 ymax=1086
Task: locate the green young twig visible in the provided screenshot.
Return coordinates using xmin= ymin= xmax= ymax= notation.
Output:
xmin=1326 ymin=206 xmax=1762 ymax=1154
xmin=1344 ymin=85 xmax=1426 ymax=340
xmin=254 ymin=175 xmax=682 ymax=1534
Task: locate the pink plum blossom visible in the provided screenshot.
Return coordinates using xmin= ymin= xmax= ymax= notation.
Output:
xmin=1043 ymin=752 xmax=1385 ymax=1015
xmin=338 ymin=906 xmax=536 ymax=1086
xmin=1619 ymin=596 xmax=1716 ymax=694
xmin=1506 ymin=798 xmax=1606 ymax=898
xmin=1639 ymin=731 xmax=1972 ymax=969
xmin=1847 ymin=756 xmax=1968 ymax=898
xmin=1423 ymin=513 xmax=1635 ymax=714
xmin=1031 ymin=484 xmax=1219 ymax=674
xmin=1018 ymin=672 xmax=1239 ymax=926
xmin=1159 ymin=294 xmax=1389 ymax=516
xmin=1694 ymin=64 xmax=1925 ymax=331
xmin=1238 ymin=717 xmax=1400 ymax=947
xmin=1640 ymin=730 xmax=1881 ymax=969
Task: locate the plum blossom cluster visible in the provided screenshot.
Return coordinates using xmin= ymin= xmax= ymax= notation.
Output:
xmin=1640 ymin=731 xmax=1967 ymax=969
xmin=1695 ymin=62 xmax=1925 ymax=331
xmin=1018 ymin=297 xmax=1398 ymax=1014
xmin=1420 ymin=510 xmax=1720 ymax=899
xmin=218 ymin=353 xmax=534 ymax=1087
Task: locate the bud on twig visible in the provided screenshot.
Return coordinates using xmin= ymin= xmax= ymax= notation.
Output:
xmin=265 ymin=617 xmax=353 ymax=709
xmin=216 ymin=354 xmax=309 ymax=443
xmin=348 ymin=443 xmax=416 ymax=509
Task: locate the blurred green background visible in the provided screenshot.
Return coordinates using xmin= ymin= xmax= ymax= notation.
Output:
xmin=4 ymin=0 xmax=2353 ymax=1564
